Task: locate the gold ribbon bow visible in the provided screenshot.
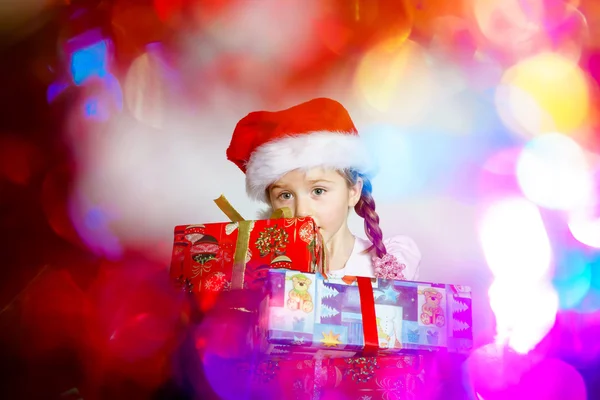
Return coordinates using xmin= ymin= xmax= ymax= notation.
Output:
xmin=213 ymin=195 xmax=293 ymax=289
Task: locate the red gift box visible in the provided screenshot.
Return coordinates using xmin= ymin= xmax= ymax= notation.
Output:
xmin=170 ymin=216 xmax=324 ymax=310
xmin=320 ymin=355 xmax=428 ymax=400
xmin=234 ymin=354 xmax=429 ymax=400
xmin=236 ymin=358 xmax=316 ymax=400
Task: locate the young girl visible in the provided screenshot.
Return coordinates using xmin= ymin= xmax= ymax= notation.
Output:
xmin=226 ymin=97 xmax=421 ymax=281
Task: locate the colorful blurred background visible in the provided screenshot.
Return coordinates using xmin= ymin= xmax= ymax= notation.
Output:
xmin=1 ymin=0 xmax=600 ymax=398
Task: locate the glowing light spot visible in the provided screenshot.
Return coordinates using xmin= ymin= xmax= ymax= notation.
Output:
xmin=479 ymin=197 xmax=552 ymax=281
xmin=495 ymin=52 xmax=590 ymax=138
xmin=84 ymin=97 xmax=109 ymax=121
xmin=577 ymin=257 xmax=600 ymax=313
xmin=465 ymin=343 xmax=532 ymax=395
xmin=69 ymin=193 xmax=123 ymax=260
xmin=125 ymin=51 xmax=167 ymax=129
xmin=489 ymin=280 xmax=558 ymax=354
xmin=519 ymin=358 xmax=587 ymax=400
xmin=79 ymin=74 xmax=123 ymax=121
xmin=354 ymin=40 xmax=434 ymax=125
xmin=569 ymin=211 xmax=600 ymax=249
xmin=553 ymin=251 xmax=592 ymax=310
xmin=516 ymin=133 xmax=594 ymax=211
xmin=70 ymin=38 xmax=109 ymax=86
xmin=84 ymin=207 xmax=107 ymax=231
xmin=473 ymin=0 xmax=544 ymax=49
xmin=362 ymin=126 xmax=414 ymax=200
xmin=478 ymin=147 xmax=524 ymax=203
xmin=46 ymin=81 xmax=69 ymax=103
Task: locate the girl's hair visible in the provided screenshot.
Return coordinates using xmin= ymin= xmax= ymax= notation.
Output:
xmin=342 ymin=169 xmax=387 ymax=258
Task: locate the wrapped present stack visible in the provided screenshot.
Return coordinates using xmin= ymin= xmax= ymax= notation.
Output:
xmin=170 ymin=198 xmax=474 ymax=399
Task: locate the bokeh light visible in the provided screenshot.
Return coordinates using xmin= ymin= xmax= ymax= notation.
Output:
xmin=428 ymin=16 xmax=477 ymax=63
xmin=569 ymin=209 xmax=600 ymax=249
xmin=316 ymin=0 xmax=414 ymax=55
xmin=479 ymin=197 xmax=552 ymax=281
xmin=465 ymin=343 xmax=534 ymax=396
xmin=575 ymin=255 xmax=600 ymax=313
xmin=478 ymin=148 xmax=525 ymax=206
xmin=363 ymin=125 xmax=466 ymax=200
xmin=467 ymin=344 xmax=588 ymax=400
xmin=201 ymin=353 xmax=254 ymax=400
xmin=517 ymin=357 xmax=587 ymax=400
xmin=68 ymin=191 xmax=123 ymax=260
xmin=80 ymin=74 xmax=123 ymax=122
xmin=516 ymin=133 xmax=594 ymax=211
xmin=68 ymin=33 xmax=111 ymax=86
xmin=125 ymin=49 xmax=169 ymax=129
xmin=543 ymin=3 xmax=590 ymax=62
xmin=472 ymin=0 xmax=545 ymax=55
xmin=199 ymin=0 xmax=319 ymax=70
xmin=354 ymin=39 xmax=434 ymax=125
xmin=479 ymin=196 xmax=558 ymax=354
xmin=362 ymin=125 xmax=415 ymax=200
xmin=489 ymin=280 xmax=558 ymax=354
xmin=553 ymin=249 xmax=594 ymax=310
xmin=495 ymin=52 xmax=590 ymax=138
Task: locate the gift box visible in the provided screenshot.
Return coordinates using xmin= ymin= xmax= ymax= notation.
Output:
xmin=169 ymin=217 xmax=324 ymax=304
xmin=259 ymin=270 xmax=473 ymax=358
xmin=234 ymin=354 xmax=429 ymax=400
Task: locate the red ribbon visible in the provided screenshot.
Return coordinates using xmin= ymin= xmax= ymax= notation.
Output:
xmin=357 ymin=276 xmax=378 ymax=355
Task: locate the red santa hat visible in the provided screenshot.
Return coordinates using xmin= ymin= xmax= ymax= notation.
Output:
xmin=227 ymin=98 xmax=376 ymax=202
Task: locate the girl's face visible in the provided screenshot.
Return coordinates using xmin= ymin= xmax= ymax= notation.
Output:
xmin=268 ymin=167 xmax=362 ymax=243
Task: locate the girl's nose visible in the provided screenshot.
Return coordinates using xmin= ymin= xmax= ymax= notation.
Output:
xmin=294 ymin=197 xmax=312 ymax=218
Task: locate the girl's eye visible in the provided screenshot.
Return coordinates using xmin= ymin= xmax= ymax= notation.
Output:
xmin=313 ymin=188 xmax=326 ymax=196
xmin=278 ymin=192 xmax=293 ymax=200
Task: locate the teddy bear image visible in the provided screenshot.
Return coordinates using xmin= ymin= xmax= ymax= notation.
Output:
xmin=287 ymin=274 xmax=314 ymax=313
xmin=419 ymin=288 xmax=445 ymax=327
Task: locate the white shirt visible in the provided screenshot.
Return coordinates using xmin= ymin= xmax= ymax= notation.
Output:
xmin=326 ymin=235 xmax=421 ymax=281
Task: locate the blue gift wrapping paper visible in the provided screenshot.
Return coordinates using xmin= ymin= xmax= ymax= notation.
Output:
xmin=260 ymin=270 xmax=473 ymax=358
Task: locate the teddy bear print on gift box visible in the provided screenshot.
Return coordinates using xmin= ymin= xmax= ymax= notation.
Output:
xmin=287 ymin=274 xmax=314 ymax=313
xmin=418 ymin=287 xmax=445 ymax=327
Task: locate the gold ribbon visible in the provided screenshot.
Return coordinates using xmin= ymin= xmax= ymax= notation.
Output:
xmin=269 ymin=207 xmax=292 ymax=219
xmin=214 ymin=195 xmax=295 ymax=289
xmin=230 ymin=220 xmax=252 ymax=290
xmin=214 ymin=194 xmax=291 ymax=221
xmin=214 ymin=195 xmax=245 ymax=222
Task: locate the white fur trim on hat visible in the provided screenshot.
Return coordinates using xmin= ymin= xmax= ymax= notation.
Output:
xmin=245 ymin=131 xmax=376 ymax=202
